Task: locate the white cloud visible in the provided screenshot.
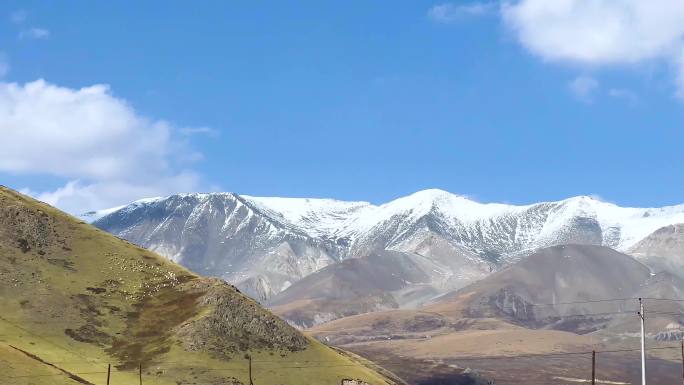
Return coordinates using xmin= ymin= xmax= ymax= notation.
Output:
xmin=0 ymin=79 xmax=210 ymax=214
xmin=568 ymin=75 xmax=598 ymax=102
xmin=428 ymin=2 xmax=495 ymax=23
xmin=10 ymin=10 xmax=26 ymax=24
xmin=179 ymin=126 xmax=219 ymax=136
xmin=20 ymin=27 xmax=50 ymax=40
xmin=502 ymin=0 xmax=684 ymax=98
xmin=608 ymin=88 xmax=638 ymax=104
xmin=20 ymin=176 xmax=201 ymax=216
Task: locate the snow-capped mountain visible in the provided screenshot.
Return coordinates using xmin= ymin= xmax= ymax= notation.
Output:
xmin=84 ymin=189 xmax=684 ymax=301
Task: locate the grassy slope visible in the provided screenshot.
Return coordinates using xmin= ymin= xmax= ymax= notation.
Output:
xmin=0 ymin=186 xmax=393 ymax=385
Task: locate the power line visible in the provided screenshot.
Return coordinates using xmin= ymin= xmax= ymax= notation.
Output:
xmin=641 ymin=298 xmax=684 ymax=303
xmin=471 ymin=297 xmax=684 ymax=309
xmin=545 ymin=311 xmax=638 ymax=318
xmin=2 ymin=346 xmax=682 ymax=382
xmin=2 ymin=346 xmax=680 ymax=370
xmin=529 ymin=298 xmax=638 ymax=307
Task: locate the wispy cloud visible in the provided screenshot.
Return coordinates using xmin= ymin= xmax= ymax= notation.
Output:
xmin=568 ymin=75 xmax=599 ymax=103
xmin=608 ymin=88 xmax=638 ymax=105
xmin=20 ymin=27 xmax=50 ymax=40
xmin=428 ymin=2 xmax=495 ymax=23
xmin=10 ymin=10 xmax=50 ymax=40
xmin=10 ymin=10 xmax=26 ymax=24
xmin=179 ymin=126 xmax=219 ymax=137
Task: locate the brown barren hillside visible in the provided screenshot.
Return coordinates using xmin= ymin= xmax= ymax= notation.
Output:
xmin=310 ymin=245 xmax=684 ymax=385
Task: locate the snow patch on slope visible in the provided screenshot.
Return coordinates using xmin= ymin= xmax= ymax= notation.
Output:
xmin=242 ymin=195 xmax=371 ymax=238
xmin=544 ymin=196 xmax=684 ymax=250
xmin=87 ymin=189 xmax=684 ymax=253
xmin=79 ymin=196 xmax=165 ymax=223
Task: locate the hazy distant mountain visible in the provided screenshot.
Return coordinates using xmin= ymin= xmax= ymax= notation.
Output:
xmin=427 ymin=244 xmax=684 ymax=335
xmin=308 ymin=245 xmax=684 ymax=385
xmin=429 ymin=245 xmax=653 ymax=331
xmin=268 ymin=250 xmax=440 ymax=328
xmin=85 ymin=189 xmax=684 ymax=301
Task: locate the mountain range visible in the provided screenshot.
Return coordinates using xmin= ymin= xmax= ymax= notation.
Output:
xmin=72 ymin=188 xmax=684 ymax=384
xmin=83 ymin=190 xmax=684 ymax=305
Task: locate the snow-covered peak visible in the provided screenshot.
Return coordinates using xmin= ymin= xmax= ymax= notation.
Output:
xmin=85 ymin=190 xmax=684 ymax=253
xmin=555 ymin=195 xmax=615 ymax=212
xmin=379 ymin=189 xmax=465 ymax=215
xmin=534 ymin=196 xmax=684 ymax=250
xmin=242 ymin=195 xmax=372 ymax=237
xmin=346 ymin=189 xmax=525 ymax=234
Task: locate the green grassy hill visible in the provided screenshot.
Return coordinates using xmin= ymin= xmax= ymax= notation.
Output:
xmin=0 ymin=186 xmax=395 ymax=385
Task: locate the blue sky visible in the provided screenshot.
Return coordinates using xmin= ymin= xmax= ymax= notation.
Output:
xmin=1 ymin=1 xmax=684 ymax=213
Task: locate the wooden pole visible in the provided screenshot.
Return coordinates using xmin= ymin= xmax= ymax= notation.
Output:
xmin=591 ymin=350 xmax=596 ymax=385
xmin=248 ymin=354 xmax=254 ymax=385
xmin=639 ymin=298 xmax=646 ymax=385
xmin=106 ymin=363 xmax=111 ymax=385
xmin=139 ymin=362 xmax=142 ymax=385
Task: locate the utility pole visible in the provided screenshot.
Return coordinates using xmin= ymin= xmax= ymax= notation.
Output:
xmin=248 ymin=354 xmax=254 ymax=385
xmin=638 ymin=298 xmax=646 ymax=385
xmin=680 ymin=339 xmax=683 ymax=385
xmin=592 ymin=350 xmax=596 ymax=385
xmin=106 ymin=363 xmax=111 ymax=385
xmin=139 ymin=362 xmax=143 ymax=385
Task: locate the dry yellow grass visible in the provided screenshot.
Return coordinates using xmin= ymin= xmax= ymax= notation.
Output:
xmin=0 ymin=186 xmax=394 ymax=385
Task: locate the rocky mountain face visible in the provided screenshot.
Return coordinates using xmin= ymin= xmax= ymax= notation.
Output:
xmin=310 ymin=245 xmax=684 ymax=346
xmin=429 ymin=245 xmax=653 ymax=330
xmin=268 ymin=250 xmax=440 ymax=328
xmin=90 ymin=193 xmax=344 ymax=301
xmin=629 ymin=223 xmax=684 ymax=278
xmin=86 ymin=189 xmax=684 ymax=302
xmin=307 ymin=245 xmax=684 ymax=385
xmin=426 ymin=244 xmax=684 ymax=336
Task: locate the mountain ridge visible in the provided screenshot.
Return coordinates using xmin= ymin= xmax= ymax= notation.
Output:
xmin=84 ymin=189 xmax=684 ymax=301
xmin=84 ymin=189 xmax=684 ymax=250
